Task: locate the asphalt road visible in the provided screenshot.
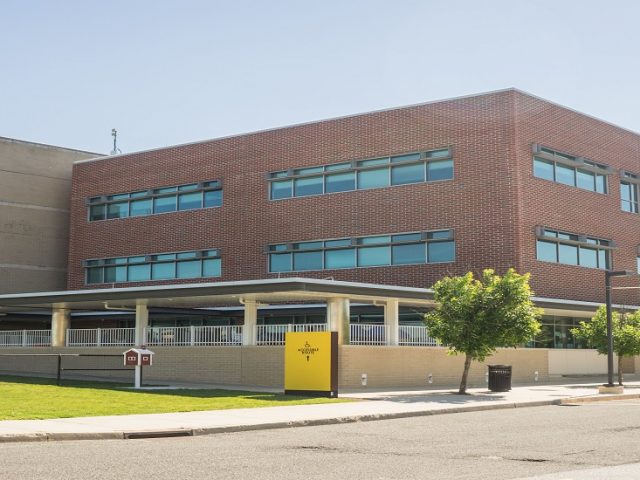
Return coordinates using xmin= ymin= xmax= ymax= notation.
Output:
xmin=1 ymin=400 xmax=640 ymax=480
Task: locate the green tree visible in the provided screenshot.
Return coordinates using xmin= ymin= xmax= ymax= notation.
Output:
xmin=571 ymin=305 xmax=640 ymax=386
xmin=424 ymin=269 xmax=542 ymax=394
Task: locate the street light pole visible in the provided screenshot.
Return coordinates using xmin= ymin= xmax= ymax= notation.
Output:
xmin=604 ymin=270 xmax=634 ymax=387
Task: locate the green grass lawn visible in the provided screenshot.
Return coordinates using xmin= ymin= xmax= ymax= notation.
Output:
xmin=0 ymin=376 xmax=345 ymax=420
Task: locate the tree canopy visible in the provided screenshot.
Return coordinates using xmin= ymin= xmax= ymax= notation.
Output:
xmin=424 ymin=268 xmax=542 ymax=393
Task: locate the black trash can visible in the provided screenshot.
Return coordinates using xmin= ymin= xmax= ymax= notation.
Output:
xmin=487 ymin=365 xmax=512 ymax=392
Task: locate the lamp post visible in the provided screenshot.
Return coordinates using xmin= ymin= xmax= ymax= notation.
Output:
xmin=604 ymin=270 xmax=634 ymax=387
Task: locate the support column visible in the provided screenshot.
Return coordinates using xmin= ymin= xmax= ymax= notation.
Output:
xmin=135 ymin=303 xmax=149 ymax=346
xmin=242 ymin=300 xmax=257 ymax=346
xmin=51 ymin=308 xmax=70 ymax=347
xmin=384 ymin=299 xmax=399 ymax=346
xmin=327 ymin=297 xmax=350 ymax=345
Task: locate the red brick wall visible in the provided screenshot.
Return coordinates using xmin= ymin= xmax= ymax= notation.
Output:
xmin=68 ymin=89 xmax=640 ymax=305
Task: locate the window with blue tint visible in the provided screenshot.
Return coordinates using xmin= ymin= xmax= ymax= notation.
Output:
xmin=294 ymin=176 xmax=323 ymax=196
xmin=358 ymin=246 xmax=391 ymax=267
xmin=270 ymin=179 xmax=293 ymax=199
xmin=269 ymin=253 xmax=292 ymax=272
xmin=428 ymin=241 xmax=455 ymax=263
xmin=176 ymin=260 xmax=201 ymax=278
xmin=533 ymin=157 xmax=555 ymax=181
xmin=555 ymin=164 xmax=575 ymax=186
xmin=106 ymin=202 xmax=128 ymax=219
xmin=325 ymin=171 xmax=355 ymax=193
xmin=621 ymin=178 xmax=639 ymax=213
xmin=85 ymin=249 xmax=222 ymax=284
xmin=536 ymin=240 xmax=557 ymax=262
xmin=536 ymin=228 xmax=610 ymax=269
xmin=203 ymin=258 xmax=221 ymax=277
xmin=152 ymin=262 xmax=175 ymax=280
xmin=153 ymin=195 xmax=176 ymax=214
xmin=427 ymin=160 xmax=453 ymax=181
xmin=325 ymin=248 xmax=356 ymax=269
xmin=128 ymin=264 xmax=151 ymax=281
xmin=392 ymin=244 xmax=426 ymax=264
xmin=391 ymin=163 xmax=425 ymax=185
xmin=357 ymin=168 xmax=389 ymax=189
xmin=268 ymin=230 xmax=454 ymax=273
xmin=130 ymin=198 xmax=152 ymax=217
xmin=532 ymin=145 xmax=609 ymax=193
xmin=89 ymin=181 xmax=222 ymax=221
xmin=269 ymin=148 xmax=452 ymax=199
xmin=178 ymin=191 xmax=202 ymax=211
xmin=204 ymin=189 xmax=223 ymax=208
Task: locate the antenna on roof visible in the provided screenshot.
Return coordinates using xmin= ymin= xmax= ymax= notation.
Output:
xmin=110 ymin=128 xmax=122 ymax=155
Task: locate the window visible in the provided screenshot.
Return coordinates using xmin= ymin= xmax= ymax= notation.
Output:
xmin=532 ymin=145 xmax=609 ymax=194
xmin=268 ymin=147 xmax=453 ymax=200
xmin=535 ymin=227 xmax=611 ymax=269
xmin=87 ymin=180 xmax=222 ymax=221
xmin=621 ymin=172 xmax=640 ymax=213
xmin=267 ymin=230 xmax=454 ymax=273
xmin=529 ymin=316 xmax=589 ymax=349
xmin=85 ymin=249 xmax=222 ymax=284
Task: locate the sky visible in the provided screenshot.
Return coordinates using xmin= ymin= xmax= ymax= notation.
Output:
xmin=2 ymin=0 xmax=639 ymax=154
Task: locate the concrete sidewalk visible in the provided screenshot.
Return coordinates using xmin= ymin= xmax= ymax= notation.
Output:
xmin=1 ymin=381 xmax=639 ymax=443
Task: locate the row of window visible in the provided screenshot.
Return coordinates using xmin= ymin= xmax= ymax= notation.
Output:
xmin=88 ymin=181 xmax=223 ymax=221
xmin=268 ymin=230 xmax=455 ymax=273
xmin=536 ymin=228 xmax=611 ymax=270
xmin=268 ymin=148 xmax=453 ymax=200
xmin=85 ymin=250 xmax=222 ymax=284
xmin=533 ymin=145 xmax=609 ymax=194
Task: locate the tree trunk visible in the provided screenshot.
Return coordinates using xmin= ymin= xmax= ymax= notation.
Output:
xmin=459 ymin=353 xmax=472 ymax=394
xmin=618 ymin=355 xmax=624 ymax=386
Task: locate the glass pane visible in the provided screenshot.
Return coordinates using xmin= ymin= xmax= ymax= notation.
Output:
xmin=536 ymin=240 xmax=557 ymax=262
xmin=391 ymin=233 xmax=422 ymax=242
xmin=178 ymin=191 xmax=202 ymax=210
xmin=596 ymin=175 xmax=606 ymax=194
xmin=391 ymin=163 xmax=425 ymax=185
xmin=325 ymin=238 xmax=351 ymax=248
xmin=155 ymin=253 xmax=176 ymax=261
xmin=358 ymin=158 xmax=388 ymax=167
xmin=325 ymin=162 xmax=351 ymax=171
xmin=109 ymin=193 xmax=129 ymax=200
xmin=176 ymin=260 xmax=201 ymax=278
xmin=429 ymin=230 xmax=452 ymax=240
xmin=325 ymin=248 xmax=356 ymax=269
xmin=104 ymin=266 xmax=126 ymax=283
xmin=576 ymin=169 xmax=595 ymax=191
xmin=89 ymin=204 xmax=106 ymax=221
xmin=203 ymin=258 xmax=221 ymax=277
xmin=129 ymin=198 xmax=152 ymax=217
xmin=269 ymin=253 xmax=291 ymax=272
xmin=599 ymin=250 xmax=609 ymax=270
xmin=427 ymin=160 xmax=454 ymax=181
xmin=325 ymin=171 xmax=355 ymax=193
xmin=579 ymin=247 xmax=598 ymax=268
xmin=392 ymin=244 xmax=426 ymax=265
xmin=106 ymin=202 xmax=129 ymax=219
xmin=555 ymin=164 xmax=575 ymax=186
xmin=204 ymin=189 xmax=222 ymax=207
xmin=358 ymin=246 xmax=391 ymax=267
xmin=359 ymin=235 xmax=391 ymax=245
xmin=428 ymin=241 xmax=455 ymax=263
xmin=152 ymin=262 xmax=175 ymax=280
xmin=295 ymin=166 xmax=324 ymax=175
xmin=427 ymin=149 xmax=450 ymax=158
xmin=128 ymin=256 xmax=146 ymax=264
xmin=130 ymin=191 xmax=147 ymax=198
xmin=293 ymin=251 xmax=323 ymax=271
xmin=128 ymin=264 xmax=151 ymax=281
xmin=357 ymin=168 xmax=389 ymax=189
xmin=390 ymin=153 xmax=421 ymax=163
xmin=270 ymin=244 xmax=288 ymax=252
xmin=87 ymin=267 xmax=103 ymax=284
xmin=558 ymin=243 xmax=578 ymax=265
xmin=295 ymin=241 xmax=323 ymax=250
xmin=176 ymin=252 xmax=198 ymax=259
xmin=155 ymin=187 xmax=177 ymax=194
xmin=270 ymin=180 xmax=292 ymax=200
xmin=533 ymin=157 xmax=554 ymax=181
xmin=294 ymin=176 xmax=323 ymax=196
xmin=177 ymin=183 xmax=198 ymax=191
xmin=153 ymin=195 xmax=177 ymax=214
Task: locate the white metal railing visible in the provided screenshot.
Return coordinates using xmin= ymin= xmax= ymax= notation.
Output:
xmin=350 ymin=324 xmax=388 ymax=345
xmin=256 ymin=323 xmax=328 ymax=345
xmin=399 ymin=325 xmax=439 ymax=346
xmin=66 ymin=328 xmax=135 ymax=347
xmin=0 ymin=330 xmax=51 ymax=347
xmin=145 ymin=326 xmax=243 ymax=347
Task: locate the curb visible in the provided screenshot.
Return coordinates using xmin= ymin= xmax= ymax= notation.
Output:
xmin=1 ymin=393 xmax=637 ymax=444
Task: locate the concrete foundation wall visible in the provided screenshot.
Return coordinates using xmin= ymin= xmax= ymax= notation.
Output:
xmin=548 ymin=349 xmax=617 ymax=375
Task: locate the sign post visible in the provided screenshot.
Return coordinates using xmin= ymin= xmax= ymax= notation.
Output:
xmin=123 ymin=348 xmax=154 ymax=388
xmin=284 ymin=331 xmax=338 ymax=397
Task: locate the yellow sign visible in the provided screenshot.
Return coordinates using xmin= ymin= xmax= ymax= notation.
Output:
xmin=284 ymin=331 xmax=337 ymax=397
